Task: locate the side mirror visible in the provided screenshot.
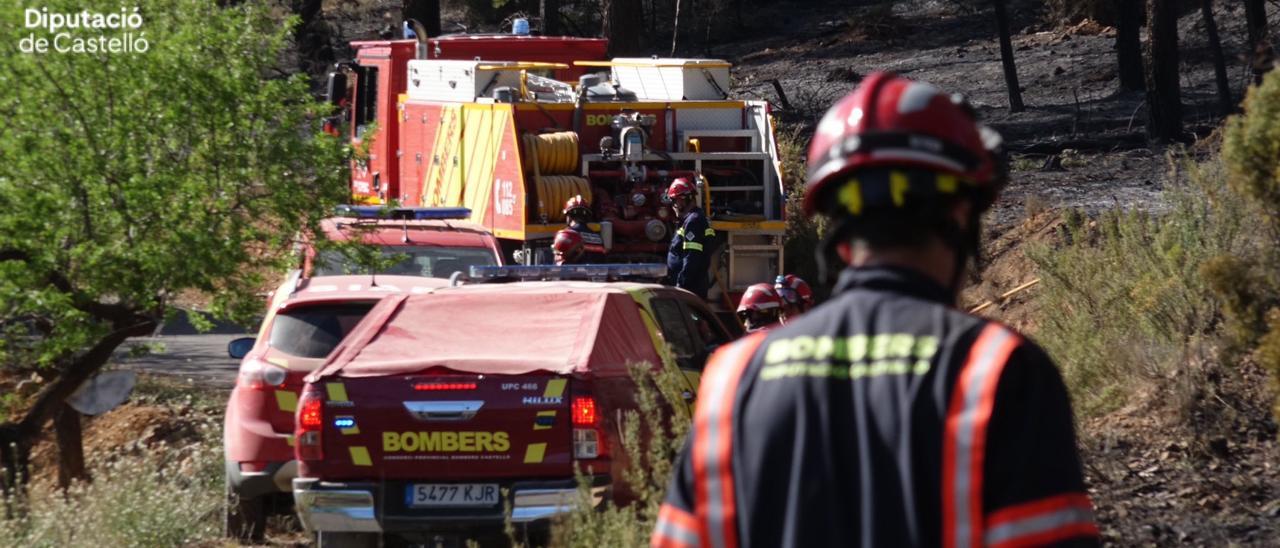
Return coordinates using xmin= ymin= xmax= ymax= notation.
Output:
xmin=227 ymin=337 xmax=256 ymax=359
xmin=325 ymin=71 xmax=348 ymax=106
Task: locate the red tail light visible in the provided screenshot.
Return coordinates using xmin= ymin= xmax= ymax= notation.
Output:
xmin=571 ymin=394 xmax=605 ymax=460
xmin=299 ymin=397 xmax=323 ymax=428
xmin=295 ymin=385 xmax=325 ymax=461
xmin=572 ymin=396 xmax=598 ymax=426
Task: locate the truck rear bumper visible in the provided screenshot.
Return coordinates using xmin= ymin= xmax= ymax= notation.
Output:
xmin=292 ymin=477 xmax=609 ymax=534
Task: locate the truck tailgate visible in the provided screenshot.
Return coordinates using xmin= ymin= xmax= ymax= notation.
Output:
xmin=316 ymin=372 xmax=572 ymax=481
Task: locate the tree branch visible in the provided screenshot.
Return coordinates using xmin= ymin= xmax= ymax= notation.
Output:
xmin=17 ymin=319 xmax=156 ymax=440
xmin=0 ymin=247 xmax=144 ymax=324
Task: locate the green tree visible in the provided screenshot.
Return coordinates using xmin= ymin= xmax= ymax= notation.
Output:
xmin=0 ymin=0 xmax=347 ymax=490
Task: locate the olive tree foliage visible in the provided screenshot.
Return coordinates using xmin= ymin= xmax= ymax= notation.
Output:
xmin=0 ymin=0 xmax=347 ymax=485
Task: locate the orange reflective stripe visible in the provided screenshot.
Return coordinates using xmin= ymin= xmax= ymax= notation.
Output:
xmin=986 ymin=493 xmax=1098 ymax=548
xmin=942 ymin=324 xmax=1021 ymax=548
xmin=692 ymin=332 xmax=766 ymax=548
xmin=652 ymin=503 xmax=702 ymax=548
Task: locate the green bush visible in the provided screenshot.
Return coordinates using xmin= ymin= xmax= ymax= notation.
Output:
xmin=1253 ymin=309 xmax=1280 ymax=421
xmin=1201 ymin=254 xmax=1272 ymax=355
xmin=1224 ymin=69 xmax=1280 ymax=230
xmin=1027 ymin=158 xmax=1247 ymax=415
xmin=543 ymin=363 xmax=692 ymax=547
xmin=1221 ymin=69 xmax=1280 ymax=419
xmin=1033 ymin=66 xmax=1280 ymax=418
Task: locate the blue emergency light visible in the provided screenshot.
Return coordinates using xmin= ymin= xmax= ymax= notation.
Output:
xmin=335 ymin=205 xmax=472 ymax=221
xmin=333 ymin=417 xmax=357 ymax=429
xmin=469 ymin=264 xmax=668 ymax=282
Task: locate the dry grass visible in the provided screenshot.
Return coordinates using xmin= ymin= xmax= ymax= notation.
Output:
xmin=0 ymin=375 xmax=225 ymax=547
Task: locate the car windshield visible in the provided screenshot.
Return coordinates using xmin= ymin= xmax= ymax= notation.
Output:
xmin=268 ymin=302 xmax=376 ymax=359
xmin=313 ymin=246 xmax=498 ymax=278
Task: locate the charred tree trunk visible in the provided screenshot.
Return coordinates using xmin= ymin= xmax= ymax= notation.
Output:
xmin=1144 ymin=0 xmax=1183 ymax=142
xmin=1200 ymin=0 xmax=1232 ymax=114
xmin=1117 ymin=0 xmax=1146 ymax=91
xmin=541 ymin=0 xmax=560 ymax=35
xmin=1244 ymin=0 xmax=1270 ymax=84
xmin=671 ymin=0 xmax=684 ymax=56
xmin=403 ymin=0 xmax=441 ymax=37
xmin=605 ymin=0 xmax=645 ymax=56
xmin=53 ymin=404 xmax=86 ymax=489
xmin=993 ymin=0 xmax=1025 ymax=112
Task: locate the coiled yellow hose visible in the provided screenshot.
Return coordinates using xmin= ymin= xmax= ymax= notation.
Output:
xmin=523 ymin=131 xmax=580 ymax=175
xmin=534 ymin=175 xmax=592 ymax=223
xmin=524 ymin=131 xmax=589 ymax=223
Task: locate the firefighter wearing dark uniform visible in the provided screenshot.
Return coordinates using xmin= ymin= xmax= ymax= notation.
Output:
xmin=556 ymin=195 xmax=605 ymax=264
xmin=666 ymin=178 xmax=714 ymax=299
xmin=653 ymin=73 xmax=1099 ymax=548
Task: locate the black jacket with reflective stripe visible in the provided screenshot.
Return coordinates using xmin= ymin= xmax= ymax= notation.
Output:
xmin=655 ymin=266 xmax=1098 ymax=548
xmin=563 ymin=222 xmax=606 ymax=262
xmin=666 ymin=207 xmax=712 ymax=298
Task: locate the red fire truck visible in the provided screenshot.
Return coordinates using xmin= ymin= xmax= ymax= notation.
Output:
xmin=327 ymin=33 xmax=786 ymax=309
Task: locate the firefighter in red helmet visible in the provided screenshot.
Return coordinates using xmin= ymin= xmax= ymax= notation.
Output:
xmin=736 ymin=283 xmax=783 ymax=332
xmin=665 ymin=178 xmax=714 ymax=298
xmin=551 ymin=229 xmax=584 ymax=265
xmin=654 ymin=73 xmax=1098 ymax=548
xmin=555 ymin=195 xmax=605 ymax=264
xmin=774 ymin=274 xmax=814 ymax=322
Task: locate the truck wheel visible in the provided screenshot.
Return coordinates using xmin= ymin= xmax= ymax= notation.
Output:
xmin=224 ymin=485 xmax=266 ymax=543
xmin=317 ymin=532 xmax=380 ymax=548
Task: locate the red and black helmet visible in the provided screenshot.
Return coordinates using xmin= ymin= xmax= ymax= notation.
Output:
xmin=803 ymin=72 xmax=1006 ymax=218
xmin=775 ymin=274 xmax=814 ymax=306
xmin=563 ymin=195 xmax=592 ymax=219
xmin=737 ymin=283 xmax=783 ymax=314
xmin=666 ymin=178 xmax=696 ymax=200
xmin=552 ymin=229 xmax=584 ymax=264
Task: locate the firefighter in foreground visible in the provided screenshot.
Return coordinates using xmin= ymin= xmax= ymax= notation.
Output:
xmin=736 ymin=283 xmax=783 ymax=332
xmin=774 ymin=274 xmax=813 ymax=322
xmin=665 ymin=178 xmax=713 ymax=298
xmin=652 ymin=73 xmax=1099 ymax=548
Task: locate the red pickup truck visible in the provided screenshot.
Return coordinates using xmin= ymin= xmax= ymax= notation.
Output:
xmin=292 ymin=275 xmax=738 ymax=546
xmin=223 ymin=274 xmax=448 ymax=540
